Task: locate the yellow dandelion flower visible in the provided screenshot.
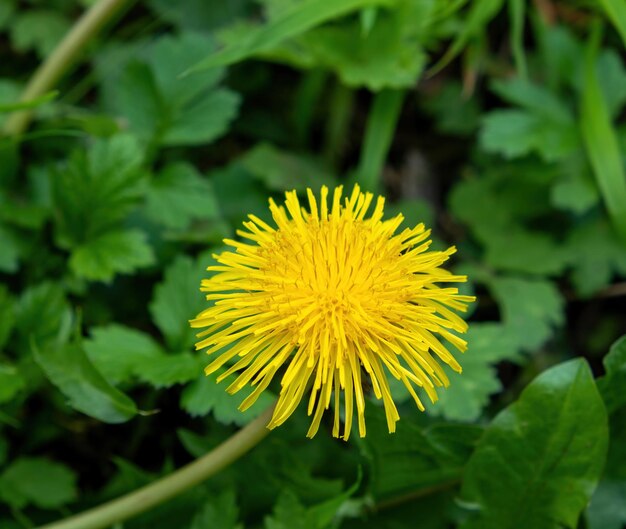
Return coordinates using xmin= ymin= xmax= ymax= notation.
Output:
xmin=191 ymin=184 xmax=474 ymax=440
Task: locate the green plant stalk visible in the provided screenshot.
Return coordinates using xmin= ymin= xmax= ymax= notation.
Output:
xmin=36 ymin=404 xmax=276 ymax=529
xmin=2 ymin=0 xmax=134 ymax=137
xmin=356 ymin=89 xmax=405 ymax=192
xmin=323 ymin=82 xmax=355 ymax=167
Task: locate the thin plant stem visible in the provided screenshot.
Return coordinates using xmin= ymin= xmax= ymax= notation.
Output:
xmin=36 ymin=404 xmax=276 ymax=529
xmin=2 ymin=0 xmax=134 ymax=137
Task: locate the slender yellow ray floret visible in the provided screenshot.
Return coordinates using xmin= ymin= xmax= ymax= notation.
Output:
xmin=191 ymin=184 xmax=474 ymax=440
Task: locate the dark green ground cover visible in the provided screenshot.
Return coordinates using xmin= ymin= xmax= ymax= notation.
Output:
xmin=0 ymin=1 xmax=625 ymax=527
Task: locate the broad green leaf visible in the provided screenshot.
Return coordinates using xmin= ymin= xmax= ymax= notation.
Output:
xmin=70 ymin=229 xmax=155 ymax=282
xmin=428 ymin=323 xmax=520 ymax=421
xmin=265 ymin=480 xmax=359 ymax=529
xmin=185 ymin=0 xmax=396 ymax=74
xmin=565 ymin=219 xmax=626 ymax=296
xmin=180 ymin=369 xmax=275 ymax=426
xmin=358 ymin=407 xmax=473 ymax=500
xmin=145 ymin=163 xmax=221 ymax=229
xmin=597 ymin=335 xmax=626 ymax=414
xmin=85 ymin=325 xmax=165 ymax=385
xmin=34 ymin=341 xmax=137 ymax=423
xmin=587 ymin=480 xmax=626 ymax=529
xmin=460 ymin=359 xmax=608 ymax=529
xmin=0 ymin=457 xmax=77 ymax=509
xmin=480 ymin=110 xmax=579 ymax=162
xmin=11 ymin=10 xmax=70 ymax=57
xmin=51 ymin=134 xmax=145 ymax=248
xmin=550 ymin=158 xmax=599 ymax=215
xmin=150 ymin=255 xmax=207 ymax=351
xmin=0 ymin=364 xmax=25 ymax=404
xmin=240 ymin=143 xmax=337 ymax=192
xmin=138 ymin=353 xmax=200 ymax=388
xmin=587 ymin=407 xmax=626 ymax=529
xmin=113 ymin=33 xmax=241 ymax=147
xmin=0 ymin=285 xmax=15 ymax=349
xmin=581 ymin=27 xmax=626 ymax=241
xmin=484 ymin=229 xmax=568 ymax=276
xmin=356 ymin=89 xmax=405 ymax=191
xmin=161 ymin=89 xmax=240 ymax=147
xmin=0 ymin=224 xmax=19 ymax=273
xmin=85 ymin=324 xmax=200 ymax=388
xmin=189 ymin=490 xmax=242 ymax=529
xmin=599 ymin=0 xmax=626 ymax=47
xmin=298 ymin=6 xmax=428 ymax=90
xmin=15 ymin=282 xmax=71 ymax=353
xmin=487 ymin=276 xmax=564 ymax=352
xmin=490 ymin=78 xmax=573 ymax=122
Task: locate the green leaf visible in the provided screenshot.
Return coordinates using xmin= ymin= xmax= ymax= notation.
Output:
xmin=34 ymin=340 xmax=138 ymax=424
xmin=265 ymin=482 xmax=358 ymax=529
xmin=114 ymin=33 xmax=241 ymax=147
xmin=150 ymin=255 xmax=207 ymax=351
xmin=85 ymin=324 xmax=201 ymax=388
xmin=70 ymin=229 xmax=155 ymax=283
xmin=483 ymin=229 xmax=568 ymax=276
xmin=431 ymin=0 xmax=504 ymax=74
xmin=0 ymin=224 xmax=20 ymax=273
xmin=184 ymin=0 xmax=396 ymax=74
xmin=240 ymin=143 xmax=337 ymax=192
xmin=0 ymin=364 xmax=25 ymax=404
xmin=460 ymin=359 xmax=608 ymax=529
xmin=180 ymin=369 xmax=275 ymax=426
xmin=11 ymin=10 xmax=70 ymax=57
xmin=599 ymin=0 xmax=626 ymax=47
xmin=550 ymin=159 xmax=599 ymax=215
xmin=0 ymin=457 xmax=77 ymax=509
xmin=358 ymin=406 xmax=474 ymax=500
xmin=15 ymin=282 xmax=71 ymax=352
xmin=161 ymin=89 xmax=241 ymax=147
xmin=0 ymin=90 xmax=58 ymax=113
xmin=427 ymin=323 xmax=520 ymax=421
xmin=298 ymin=4 xmax=429 ymax=91
xmin=421 ymin=81 xmax=481 ymax=136
xmin=487 ymin=276 xmax=564 ymax=352
xmin=581 ymin=26 xmax=626 ymax=241
xmin=0 ymin=285 xmax=15 ymax=350
xmin=597 ymin=335 xmax=626 ymax=414
xmin=480 ymin=110 xmax=579 ymax=162
xmin=85 ymin=324 xmax=165 ymax=385
xmin=51 ymin=134 xmax=146 ymax=248
xmin=189 ymin=490 xmax=242 ymax=529
xmin=587 ymin=407 xmax=626 ymax=529
xmin=145 ymin=163 xmax=221 ymax=230
xmin=565 ymin=219 xmax=626 ymax=296
xmin=138 ymin=353 xmax=200 ymax=388
xmin=490 ymin=78 xmax=573 ymax=122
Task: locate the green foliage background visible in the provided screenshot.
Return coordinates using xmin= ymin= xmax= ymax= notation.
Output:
xmin=1 ymin=0 xmax=626 ymax=528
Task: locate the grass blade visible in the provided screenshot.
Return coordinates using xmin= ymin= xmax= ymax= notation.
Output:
xmin=356 ymin=89 xmax=405 ymax=192
xmin=580 ymin=23 xmax=626 ymax=241
xmin=183 ymin=0 xmax=395 ymax=75
xmin=599 ymin=0 xmax=626 ymax=47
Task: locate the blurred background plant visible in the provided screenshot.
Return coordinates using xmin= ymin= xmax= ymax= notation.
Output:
xmin=0 ymin=0 xmax=625 ymax=528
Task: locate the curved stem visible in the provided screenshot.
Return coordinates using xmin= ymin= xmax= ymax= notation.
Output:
xmin=2 ymin=0 xmax=134 ymax=137
xmin=37 ymin=405 xmax=275 ymax=529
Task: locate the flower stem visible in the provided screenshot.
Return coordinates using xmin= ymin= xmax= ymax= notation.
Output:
xmin=36 ymin=405 xmax=275 ymax=529
xmin=2 ymin=0 xmax=134 ymax=137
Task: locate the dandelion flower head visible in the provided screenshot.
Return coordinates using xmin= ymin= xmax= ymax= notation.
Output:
xmin=191 ymin=185 xmax=474 ymax=440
